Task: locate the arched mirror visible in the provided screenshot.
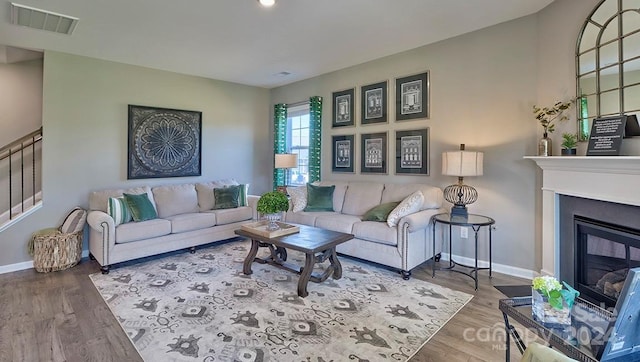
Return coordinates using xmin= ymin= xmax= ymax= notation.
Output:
xmin=576 ymin=0 xmax=640 ymax=141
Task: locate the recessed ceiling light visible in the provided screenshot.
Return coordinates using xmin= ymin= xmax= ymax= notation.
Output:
xmin=258 ymin=0 xmax=276 ymax=8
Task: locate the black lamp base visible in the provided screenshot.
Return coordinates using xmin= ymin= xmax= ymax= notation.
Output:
xmin=450 ymin=204 xmax=468 ymax=218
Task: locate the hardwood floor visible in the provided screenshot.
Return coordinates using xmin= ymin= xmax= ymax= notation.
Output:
xmin=0 ymin=250 xmax=530 ymax=362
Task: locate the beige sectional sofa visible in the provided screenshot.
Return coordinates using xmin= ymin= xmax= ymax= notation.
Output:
xmin=284 ymin=181 xmax=445 ymax=279
xmin=87 ymin=181 xmax=258 ymax=273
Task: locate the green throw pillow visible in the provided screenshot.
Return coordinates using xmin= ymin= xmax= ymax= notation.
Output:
xmin=362 ymin=202 xmax=401 ymax=222
xmin=213 ymin=185 xmax=240 ymax=209
xmin=123 ymin=193 xmax=158 ymax=222
xmin=304 ymin=183 xmax=335 ymax=212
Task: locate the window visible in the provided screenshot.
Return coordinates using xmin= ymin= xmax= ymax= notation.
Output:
xmin=286 ymin=103 xmax=310 ymax=186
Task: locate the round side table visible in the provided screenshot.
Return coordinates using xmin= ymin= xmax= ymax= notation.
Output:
xmin=431 ymin=213 xmax=495 ymax=290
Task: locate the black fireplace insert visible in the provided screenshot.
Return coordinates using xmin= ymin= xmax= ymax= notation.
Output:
xmin=575 ymin=216 xmax=640 ymax=308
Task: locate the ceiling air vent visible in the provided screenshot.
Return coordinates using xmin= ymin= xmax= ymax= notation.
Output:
xmin=10 ymin=3 xmax=78 ymax=35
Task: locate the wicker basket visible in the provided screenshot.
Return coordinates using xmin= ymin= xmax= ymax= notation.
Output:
xmin=31 ymin=228 xmax=83 ymax=273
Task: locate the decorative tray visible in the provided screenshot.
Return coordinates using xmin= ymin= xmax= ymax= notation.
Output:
xmin=240 ymin=221 xmax=300 ymax=238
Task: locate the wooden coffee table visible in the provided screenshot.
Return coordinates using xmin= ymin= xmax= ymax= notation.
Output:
xmin=235 ymin=224 xmax=354 ymax=297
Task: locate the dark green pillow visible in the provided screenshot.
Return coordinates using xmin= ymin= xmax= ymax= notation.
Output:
xmin=304 ymin=183 xmax=335 ymax=212
xmin=123 ymin=193 xmax=158 ymax=222
xmin=362 ymin=201 xmax=401 ymax=222
xmin=213 ymin=185 xmax=240 ymax=209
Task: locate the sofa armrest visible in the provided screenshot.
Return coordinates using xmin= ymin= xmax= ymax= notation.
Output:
xmin=87 ymin=210 xmax=116 ymax=266
xmin=87 ymin=210 xmax=115 ymax=235
xmin=247 ymin=195 xmax=260 ymax=220
xmin=399 ymin=208 xmax=444 ymax=233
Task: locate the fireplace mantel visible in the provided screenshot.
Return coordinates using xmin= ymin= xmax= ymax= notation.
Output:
xmin=525 ymin=156 xmax=640 ymax=277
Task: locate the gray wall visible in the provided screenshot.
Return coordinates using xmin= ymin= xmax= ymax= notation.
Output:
xmin=0 ymin=58 xmax=42 ymax=146
xmin=270 ymin=0 xmax=604 ymax=276
xmin=0 ymin=51 xmax=271 ymax=267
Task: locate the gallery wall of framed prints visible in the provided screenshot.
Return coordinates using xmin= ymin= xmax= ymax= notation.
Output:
xmin=330 ymin=70 xmax=430 ymax=176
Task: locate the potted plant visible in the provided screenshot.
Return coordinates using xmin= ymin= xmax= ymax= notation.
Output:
xmin=257 ymin=191 xmax=290 ymax=230
xmin=531 ymin=275 xmax=579 ymax=326
xmin=533 ymin=100 xmax=574 ymax=156
xmin=561 ymin=133 xmax=578 ymax=156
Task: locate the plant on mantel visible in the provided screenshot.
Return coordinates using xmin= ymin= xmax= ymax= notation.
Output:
xmin=561 ymin=133 xmax=577 ymax=150
xmin=533 ymin=100 xmax=574 ymax=137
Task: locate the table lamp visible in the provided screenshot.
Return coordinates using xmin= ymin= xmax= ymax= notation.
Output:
xmin=441 ymin=144 xmax=483 ymax=217
xmin=275 ymin=153 xmax=298 ymax=193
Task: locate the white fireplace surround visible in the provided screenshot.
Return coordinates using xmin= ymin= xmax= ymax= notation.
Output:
xmin=526 ymin=156 xmax=640 ymax=277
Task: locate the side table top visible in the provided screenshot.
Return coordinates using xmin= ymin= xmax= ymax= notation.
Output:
xmin=432 ymin=213 xmax=495 ymax=226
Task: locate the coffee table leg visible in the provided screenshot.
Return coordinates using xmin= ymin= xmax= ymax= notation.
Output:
xmin=243 ymin=239 xmax=259 ymax=275
xmin=298 ymin=253 xmax=315 ymax=297
xmin=329 ymin=248 xmax=342 ymax=280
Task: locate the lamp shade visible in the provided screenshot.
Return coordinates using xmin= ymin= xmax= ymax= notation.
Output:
xmin=275 ymin=153 xmax=298 ymax=169
xmin=442 ymin=151 xmax=483 ymax=177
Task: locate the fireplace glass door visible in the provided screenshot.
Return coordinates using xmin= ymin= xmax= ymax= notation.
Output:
xmin=575 ymin=217 xmax=640 ymax=307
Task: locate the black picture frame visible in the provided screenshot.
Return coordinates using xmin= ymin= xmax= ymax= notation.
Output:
xmin=128 ymin=105 xmax=202 ymax=179
xmin=395 ymin=128 xmax=429 ymax=175
xmin=332 ymin=135 xmax=355 ymax=173
xmin=360 ymin=80 xmax=388 ymax=125
xmin=360 ymin=132 xmax=387 ymax=174
xmin=395 ymin=71 xmax=430 ymax=121
xmin=332 ymin=88 xmax=355 ymax=128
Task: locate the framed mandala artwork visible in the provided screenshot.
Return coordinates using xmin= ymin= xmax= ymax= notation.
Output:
xmin=128 ymin=105 xmax=202 ymax=179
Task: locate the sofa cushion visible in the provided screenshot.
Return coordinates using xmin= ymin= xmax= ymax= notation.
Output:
xmin=123 ymin=193 xmax=158 ymax=222
xmin=204 ymin=206 xmax=252 ymax=225
xmin=352 ymin=221 xmax=398 ymax=246
xmin=115 ymin=218 xmax=171 ymax=243
xmin=362 ymin=202 xmax=400 ymax=222
xmin=90 ymin=186 xmax=155 ymax=213
xmin=213 ymin=185 xmax=241 ymax=209
xmin=284 ymin=211 xmax=336 ymax=226
xmin=107 ymin=197 xmax=132 ymax=226
xmin=314 ymin=181 xmax=349 ymax=212
xmin=152 ymin=184 xmax=199 ymax=218
xmin=166 ymin=213 xmax=216 ymax=233
xmin=387 ymin=191 xmax=424 ymax=227
xmin=195 ymin=179 xmax=239 ymax=211
xmin=314 ymin=214 xmax=360 ymax=234
xmin=341 ymin=182 xmax=384 ymax=216
xmin=381 ymin=183 xmax=443 ymax=210
xmin=304 ymin=184 xmax=335 ymax=212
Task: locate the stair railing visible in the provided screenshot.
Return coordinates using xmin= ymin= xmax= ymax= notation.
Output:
xmin=0 ymin=127 xmax=43 ymax=223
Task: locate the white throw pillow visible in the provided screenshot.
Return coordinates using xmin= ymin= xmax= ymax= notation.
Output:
xmin=287 ymin=186 xmax=307 ymax=212
xmin=387 ymin=190 xmax=425 ymax=227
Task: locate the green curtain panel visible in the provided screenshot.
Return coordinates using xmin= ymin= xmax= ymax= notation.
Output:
xmin=309 ymin=96 xmax=322 ymax=183
xmin=273 ymin=104 xmax=288 ymax=190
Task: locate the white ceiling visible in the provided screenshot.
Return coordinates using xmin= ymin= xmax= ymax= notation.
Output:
xmin=0 ymin=0 xmax=554 ymax=88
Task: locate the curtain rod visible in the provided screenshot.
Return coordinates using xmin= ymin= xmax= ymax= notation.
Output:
xmin=285 ymin=100 xmax=309 ymax=108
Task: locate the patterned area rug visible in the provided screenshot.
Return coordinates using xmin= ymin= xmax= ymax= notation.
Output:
xmin=89 ymin=239 xmax=473 ymax=362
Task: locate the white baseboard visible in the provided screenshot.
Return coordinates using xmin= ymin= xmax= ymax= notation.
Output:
xmin=0 ymin=250 xmax=90 ymax=275
xmin=440 ymin=253 xmax=535 ymax=280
